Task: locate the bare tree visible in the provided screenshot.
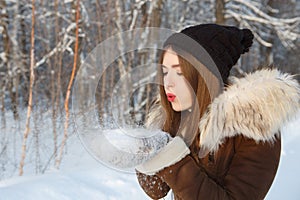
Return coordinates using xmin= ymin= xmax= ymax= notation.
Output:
xmin=19 ymin=0 xmax=36 ymax=176
xmin=7 ymin=0 xmax=24 ymax=120
xmin=56 ymin=0 xmax=81 ymax=169
xmin=0 ymin=0 xmax=9 ymax=127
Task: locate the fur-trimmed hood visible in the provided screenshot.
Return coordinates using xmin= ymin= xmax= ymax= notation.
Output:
xmin=147 ymin=68 xmax=299 ymax=154
xmin=199 ymin=68 xmax=300 ymax=153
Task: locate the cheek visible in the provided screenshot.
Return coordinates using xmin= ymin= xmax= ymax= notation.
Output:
xmin=180 ymin=79 xmax=192 ymax=94
xmin=177 ymin=79 xmax=194 ymax=101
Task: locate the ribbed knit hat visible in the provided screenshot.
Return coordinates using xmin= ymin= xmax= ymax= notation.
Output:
xmin=163 ymin=24 xmax=254 ymax=83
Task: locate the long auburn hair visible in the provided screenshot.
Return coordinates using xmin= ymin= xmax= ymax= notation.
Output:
xmin=156 ymin=47 xmax=212 ymax=154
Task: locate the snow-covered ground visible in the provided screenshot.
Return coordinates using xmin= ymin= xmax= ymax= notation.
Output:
xmin=0 ymin=113 xmax=299 ymax=200
xmin=0 ymin=135 xmax=151 ymax=200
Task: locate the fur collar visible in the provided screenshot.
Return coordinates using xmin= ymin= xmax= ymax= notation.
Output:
xmin=199 ymin=68 xmax=300 ymax=153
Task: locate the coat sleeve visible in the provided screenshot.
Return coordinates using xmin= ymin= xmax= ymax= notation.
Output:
xmin=155 ymin=136 xmax=281 ymax=200
xmin=136 ymin=170 xmax=170 ymax=199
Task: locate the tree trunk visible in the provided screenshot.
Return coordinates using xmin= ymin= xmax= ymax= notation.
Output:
xmin=0 ymin=0 xmax=9 ymax=127
xmin=215 ymin=0 xmax=225 ymax=24
xmin=19 ymin=1 xmax=29 ymax=107
xmin=19 ymin=0 xmax=36 ymax=176
xmin=9 ymin=0 xmax=21 ymax=120
xmin=56 ymin=0 xmax=81 ymax=169
xmin=149 ymin=0 xmax=164 ymax=27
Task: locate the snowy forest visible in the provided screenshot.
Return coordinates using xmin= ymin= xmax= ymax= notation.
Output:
xmin=0 ymin=0 xmax=299 ymax=189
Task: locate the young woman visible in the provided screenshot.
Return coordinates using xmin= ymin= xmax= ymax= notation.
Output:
xmin=135 ymin=24 xmax=300 ymax=199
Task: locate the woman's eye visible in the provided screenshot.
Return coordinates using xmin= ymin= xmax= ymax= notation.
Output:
xmin=163 ymin=71 xmax=168 ymax=76
xmin=177 ymin=72 xmax=183 ymax=76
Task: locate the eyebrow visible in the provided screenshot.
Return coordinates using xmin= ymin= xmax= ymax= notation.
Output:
xmin=162 ymin=64 xmax=180 ymax=68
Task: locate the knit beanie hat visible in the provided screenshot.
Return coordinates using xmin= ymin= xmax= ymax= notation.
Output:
xmin=163 ymin=24 xmax=254 ymax=83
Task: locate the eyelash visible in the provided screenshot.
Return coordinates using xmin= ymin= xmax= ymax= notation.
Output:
xmin=162 ymin=72 xmax=183 ymax=76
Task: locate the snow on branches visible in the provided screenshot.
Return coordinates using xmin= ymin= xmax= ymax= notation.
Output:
xmin=225 ymin=0 xmax=299 ymax=49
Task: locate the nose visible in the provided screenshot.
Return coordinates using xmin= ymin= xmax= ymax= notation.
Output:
xmin=164 ymin=73 xmax=175 ymax=88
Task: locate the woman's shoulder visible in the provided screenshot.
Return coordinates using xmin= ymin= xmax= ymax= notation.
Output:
xmin=199 ymin=68 xmax=299 ymax=154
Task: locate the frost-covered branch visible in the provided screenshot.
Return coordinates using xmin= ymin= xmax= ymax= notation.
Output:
xmin=34 ymin=23 xmax=81 ymax=69
xmin=226 ymin=10 xmax=273 ymax=47
xmin=226 ymin=0 xmax=300 ymax=49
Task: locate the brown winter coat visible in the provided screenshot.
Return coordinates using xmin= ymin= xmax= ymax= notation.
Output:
xmin=137 ymin=135 xmax=281 ymax=199
xmin=136 ymin=69 xmax=300 ymax=200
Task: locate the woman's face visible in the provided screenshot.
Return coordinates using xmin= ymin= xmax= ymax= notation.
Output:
xmin=162 ymin=49 xmax=193 ymax=112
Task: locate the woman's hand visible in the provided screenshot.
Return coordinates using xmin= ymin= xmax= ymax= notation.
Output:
xmin=135 ymin=136 xmax=190 ymax=175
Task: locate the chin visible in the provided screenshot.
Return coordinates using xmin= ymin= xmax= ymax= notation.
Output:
xmin=171 ymin=102 xmax=191 ymax=112
xmin=171 ymin=105 xmax=184 ymax=112
xmin=171 ymin=105 xmax=180 ymax=112
xmin=172 ymin=108 xmax=181 ymax=112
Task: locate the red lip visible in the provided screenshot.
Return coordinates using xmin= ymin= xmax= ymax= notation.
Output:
xmin=167 ymin=93 xmax=176 ymax=102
